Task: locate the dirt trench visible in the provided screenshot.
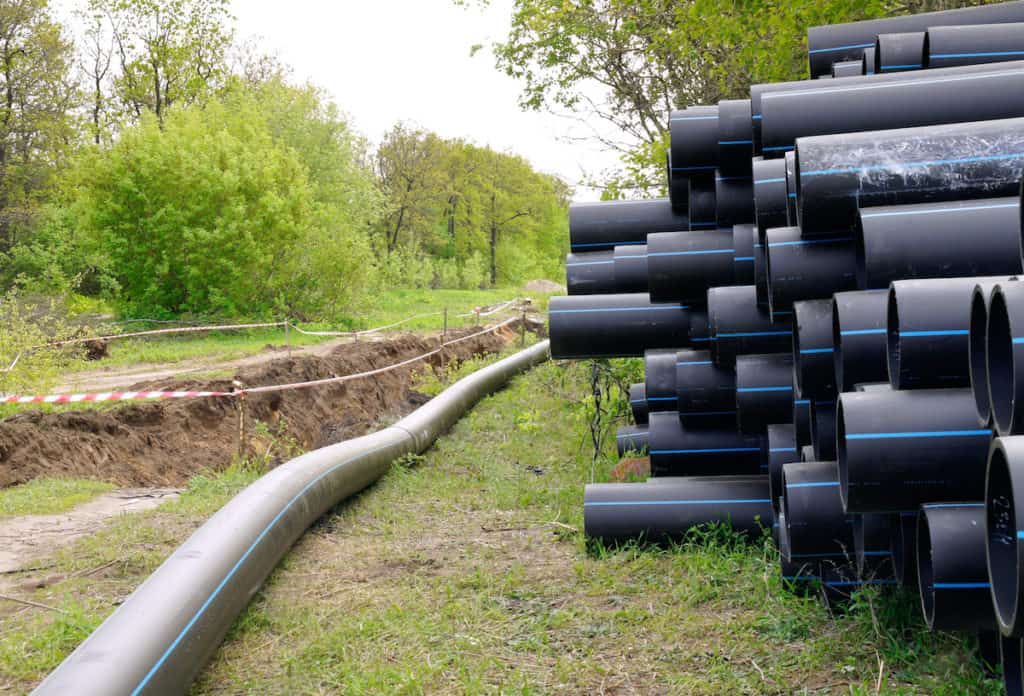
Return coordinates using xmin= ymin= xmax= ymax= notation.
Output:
xmin=0 ymin=326 xmax=516 ymax=488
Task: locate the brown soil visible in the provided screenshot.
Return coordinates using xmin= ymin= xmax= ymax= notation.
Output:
xmin=0 ymin=326 xmax=515 ymax=489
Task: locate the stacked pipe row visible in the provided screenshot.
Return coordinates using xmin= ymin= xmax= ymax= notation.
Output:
xmin=552 ymin=2 xmax=1024 ymax=693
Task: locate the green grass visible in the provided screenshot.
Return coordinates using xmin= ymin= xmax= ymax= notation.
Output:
xmin=5 ymin=357 xmax=985 ymax=694
xmin=0 ymin=479 xmax=115 ymax=518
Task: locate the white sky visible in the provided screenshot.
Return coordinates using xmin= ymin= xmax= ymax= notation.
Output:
xmin=54 ymin=0 xmax=621 ymax=201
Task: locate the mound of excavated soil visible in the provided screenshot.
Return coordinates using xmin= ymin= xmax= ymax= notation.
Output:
xmin=0 ymin=327 xmax=513 ymax=488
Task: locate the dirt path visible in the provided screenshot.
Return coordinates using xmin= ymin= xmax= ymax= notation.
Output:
xmin=0 ymin=489 xmax=179 ymax=591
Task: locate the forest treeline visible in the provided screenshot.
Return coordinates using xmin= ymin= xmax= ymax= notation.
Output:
xmin=0 ymin=0 xmax=569 ymax=319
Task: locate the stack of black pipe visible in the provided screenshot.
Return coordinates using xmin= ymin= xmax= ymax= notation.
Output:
xmin=550 ymin=2 xmax=1024 ymax=691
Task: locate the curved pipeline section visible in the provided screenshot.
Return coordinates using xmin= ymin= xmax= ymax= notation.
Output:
xmin=548 ymin=293 xmax=690 ymax=359
xmin=986 ymin=436 xmax=1024 ymax=637
xmin=862 ymin=46 xmax=877 ymax=75
xmin=793 ymin=299 xmax=836 ymax=400
xmin=784 ymin=152 xmax=798 ymax=224
xmin=971 ymin=280 xmax=1023 ymax=427
xmin=568 ymin=198 xmax=687 ymax=252
xmin=927 ymin=23 xmax=1024 ymax=69
xmin=832 ymin=290 xmax=889 ymax=392
xmin=793 ymin=396 xmax=812 ymax=448
xmin=987 ymin=283 xmax=1024 ymax=435
xmin=875 ymin=31 xmax=926 ymax=73
xmin=687 ymin=179 xmax=718 ymax=230
xmin=33 ymin=339 xmax=551 ymax=696
xmin=669 ymin=106 xmax=719 ymax=183
xmin=858 ymin=198 xmax=1022 ymax=289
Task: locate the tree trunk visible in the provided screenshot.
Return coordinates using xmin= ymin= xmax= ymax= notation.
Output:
xmin=489 ymin=191 xmax=497 ymax=286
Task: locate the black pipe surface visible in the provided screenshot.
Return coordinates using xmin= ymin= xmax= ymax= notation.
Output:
xmin=689 ymin=308 xmax=712 ymax=350
xmin=782 ymin=460 xmax=854 ymax=563
xmin=806 ymin=1 xmax=1024 ymax=77
xmin=927 ymin=22 xmax=1024 ymax=68
xmin=888 ymin=277 xmax=1011 ymax=390
xmin=796 ymin=117 xmax=1024 ymax=238
xmin=688 ymin=179 xmax=718 ymax=231
xmin=549 ymin=293 xmax=690 ymax=359
xmin=648 ymin=411 xmax=764 ymax=477
xmin=645 ymin=349 xmax=679 ymax=413
xmin=717 ymin=99 xmax=754 ymax=176
xmin=675 ymin=349 xmax=737 ymax=427
xmin=767 ymin=423 xmax=797 ymax=515
xmin=569 ymin=198 xmax=688 ymax=252
xmin=784 ymin=151 xmax=798 ymax=223
xmin=853 ymin=512 xmax=893 ymax=579
xmin=917 ymin=502 xmax=995 ymax=632
xmin=566 ymin=251 xmax=616 ymax=295
xmin=732 ymin=224 xmax=755 ymax=285
xmin=616 ymin=425 xmax=649 ymax=457
xmin=794 ymin=299 xmax=836 ymax=400
xmin=811 ymin=399 xmax=837 ymax=461
xmin=668 ymin=151 xmax=688 ymax=213
xmin=628 ymin=383 xmax=648 ymax=425
xmin=986 ymin=436 xmax=1024 ymax=637
xmin=613 ymin=244 xmax=649 ymax=294
xmin=766 ymin=227 xmax=857 ymax=317
xmin=837 ymin=388 xmax=992 ymax=512
xmin=876 ymin=31 xmax=926 ymax=72
xmin=648 ymin=229 xmax=734 ymax=304
xmin=862 ymin=46 xmax=877 ymax=75
xmin=670 ymin=106 xmax=718 ymax=180
xmin=971 ymin=280 xmax=1023 ymax=427
xmin=832 ymin=60 xmax=863 ymax=77
xmin=833 ymin=290 xmax=889 ymax=392
xmin=794 ymin=396 xmax=812 ymax=447
xmin=753 ymin=233 xmax=768 ymax=309
xmin=987 ymin=282 xmax=1024 ymax=435
xmin=890 ymin=511 xmax=919 ymax=587
xmin=753 ymin=158 xmax=789 ymax=237
xmin=708 ymin=285 xmax=792 ymax=368
xmin=736 ymin=353 xmax=794 ymax=434
xmin=858 ymin=197 xmax=1022 ymax=289
xmin=583 ymin=476 xmax=771 ymax=544
xmin=715 ymin=172 xmax=754 ymax=227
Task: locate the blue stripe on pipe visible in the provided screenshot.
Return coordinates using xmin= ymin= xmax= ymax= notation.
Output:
xmin=763 ymin=145 xmax=796 ymax=152
xmin=648 ymin=248 xmax=735 ymax=257
xmin=651 ymin=447 xmax=761 ymax=454
xmin=690 ymin=222 xmax=718 ymax=228
xmin=549 ymin=305 xmax=687 ymax=314
xmin=647 ymin=397 xmax=677 ymax=402
xmin=845 ymin=429 xmax=991 ymax=440
xmin=787 ymin=481 xmax=839 ymax=488
xmin=808 ymin=42 xmax=875 ymax=54
xmin=677 ymin=360 xmax=713 ymax=366
xmin=681 ymin=410 xmax=737 ymax=416
xmin=866 ymin=71 xmax=875 ymax=75
xmin=752 ymin=114 xmax=762 ymax=120
xmin=795 ymin=399 xmax=810 ymax=405
xmin=881 ymin=64 xmax=923 ymax=70
xmin=788 ymin=192 xmax=797 ymax=198
xmin=671 ymin=165 xmax=718 ymax=172
xmin=933 ymin=50 xmax=1024 ymax=58
xmin=718 ymin=140 xmax=754 ymax=146
xmin=900 ymin=330 xmax=969 ymax=337
xmin=1017 ymin=530 xmax=1024 ymax=539
xmin=670 ymin=115 xmax=718 ymax=121
xmin=783 ymin=575 xmax=822 ymax=581
xmin=584 ymin=498 xmax=770 ymax=507
xmin=860 ymin=202 xmax=1018 ymax=219
xmin=773 ymin=311 xmax=794 ymax=315
xmin=769 ymin=447 xmax=798 ymax=452
xmin=716 ymin=175 xmax=753 ymax=181
xmin=861 ymin=550 xmax=891 ymax=556
xmin=1011 ymin=337 xmax=1024 ymax=344
xmin=922 ymin=502 xmax=984 ymax=509
xmin=803 ymin=152 xmax=1024 ymax=177
xmin=629 ymin=399 xmax=645 ymax=404
xmin=933 ymin=582 xmax=991 ymax=589
xmin=737 ymin=386 xmax=793 ymax=393
xmin=571 ymin=240 xmax=646 ymax=249
xmin=617 ymin=255 xmax=648 ymax=259
xmin=755 ymin=177 xmax=787 ymax=184
xmin=734 ymin=256 xmax=755 ymax=261
xmin=800 ymin=347 xmax=833 ymax=354
xmin=692 ymin=337 xmax=714 ymax=342
xmin=840 ymin=328 xmax=885 ymax=336
xmin=768 ymin=237 xmax=854 ymax=248
xmin=827 ymin=579 xmax=900 ymax=587
xmin=566 ymin=261 xmax=615 ymax=267
xmin=717 ymin=330 xmax=791 ymax=337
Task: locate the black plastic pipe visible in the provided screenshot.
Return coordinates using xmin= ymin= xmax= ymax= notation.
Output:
xmin=736 ymin=353 xmax=794 ymax=434
xmin=832 ymin=60 xmax=863 ymax=77
xmin=805 ymin=1 xmax=1024 ymax=77
xmin=549 ymin=293 xmax=690 ymax=359
xmin=832 ymin=290 xmax=889 ymax=392
xmin=765 ymin=227 xmax=857 ymax=317
xmin=796 ymin=117 xmax=1024 ymax=238
xmin=648 ymin=411 xmax=764 ymax=477
xmin=645 ymin=349 xmax=679 ymax=413
xmin=971 ymin=280 xmax=1023 ymax=427
xmin=762 ymin=66 xmax=1024 ymax=163
xmin=689 ymin=308 xmax=711 ymax=349
xmin=717 ymin=99 xmax=754 ymax=177
xmin=858 ymin=198 xmax=1022 ymax=289
xmin=647 ymin=229 xmax=734 ymax=304
xmin=784 ymin=151 xmax=798 ymax=224
xmin=1004 ymin=636 xmax=1024 ymax=696
xmin=566 ymin=251 xmax=616 ymax=295
xmin=32 ymin=340 xmax=550 ymax=695
xmin=890 ymin=511 xmax=919 ymax=587
xmin=794 ymin=396 xmax=812 ymax=448
xmin=853 ymin=512 xmax=893 ymax=579
xmin=669 ymin=106 xmax=719 ymax=181
xmin=708 ymin=285 xmax=792 ymax=368
xmin=928 ymin=22 xmax=1024 ymax=69
xmin=987 ymin=282 xmax=1024 ymax=435
xmin=687 ymin=179 xmax=718 ymax=231
xmin=753 ymin=158 xmax=789 ymax=239
xmin=668 ymin=151 xmax=688 ymax=213
xmin=837 ymin=388 xmax=992 ymax=513
xmin=583 ymin=476 xmax=771 ymax=545
xmin=888 ymin=277 xmax=1011 ymax=390
xmin=821 ymin=563 xmax=898 ymax=607
xmin=986 ymin=436 xmax=1024 ymax=637
xmin=794 ymin=300 xmax=837 ymax=400
xmin=616 ymin=425 xmax=649 ymax=456
xmin=876 ymin=31 xmax=926 ymax=72
xmin=753 ymin=233 xmax=768 ymax=309
xmin=917 ymin=502 xmax=995 ymax=632
xmin=782 ymin=460 xmax=854 ymax=563
xmin=569 ymin=198 xmax=688 ymax=252
xmin=811 ymin=399 xmax=837 ymax=461
xmin=767 ymin=423 xmax=797 ymax=515
xmin=675 ymin=349 xmax=737 ymax=427
xmin=715 ymin=172 xmax=754 ymax=227
xmin=732 ymin=224 xmax=755 ymax=285
xmin=862 ymin=46 xmax=877 ymax=75
xmin=628 ymin=383 xmax=648 ymax=425
xmin=612 ymin=244 xmax=648 ymax=294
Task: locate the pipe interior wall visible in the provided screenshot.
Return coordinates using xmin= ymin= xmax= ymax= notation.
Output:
xmin=836 ymin=388 xmax=992 ymax=513
xmin=549 ymin=293 xmax=690 ymax=359
xmin=565 ymin=250 xmax=616 ymax=295
xmin=784 ymin=151 xmax=798 ymax=224
xmin=1001 ymin=636 xmax=1024 ymax=696
xmin=794 ymin=396 xmax=812 ymax=447
xmin=736 ymin=352 xmax=795 ymax=434
xmin=876 ymin=31 xmax=927 ymax=73
xmin=796 ymin=117 xmax=1024 ymax=238
xmin=668 ymin=151 xmax=689 ymax=212
xmin=806 ymin=1 xmax=1024 ymax=76
xmin=793 ymin=299 xmax=837 ymax=400
xmin=857 ymin=197 xmax=1022 ymax=289
xmin=970 ymin=280 xmax=1022 ymax=427
xmin=569 ymin=198 xmax=688 ymax=252
xmin=986 ymin=282 xmax=1024 ymax=436
xmin=753 ymin=232 xmax=769 ymax=309
xmin=832 ymin=290 xmax=889 ymax=392
xmin=810 ymin=399 xmax=837 ymax=461
xmin=927 ymin=22 xmax=1024 ymax=69
xmin=862 ymin=46 xmax=877 ymax=75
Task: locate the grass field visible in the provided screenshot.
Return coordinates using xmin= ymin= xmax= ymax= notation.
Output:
xmin=0 ymin=357 xmax=999 ymax=694
xmin=0 ymin=479 xmax=115 ymax=518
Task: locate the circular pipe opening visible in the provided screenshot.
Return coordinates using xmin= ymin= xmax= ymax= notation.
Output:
xmin=832 ymin=298 xmax=845 ymax=392
xmin=987 ymin=446 xmax=1019 ymax=632
xmin=886 ymin=288 xmax=901 ymax=389
xmin=988 ymin=290 xmax=1015 ymax=436
xmin=917 ymin=510 xmax=936 ymax=628
xmin=836 ymin=396 xmax=850 ymax=511
xmin=971 ymin=288 xmax=992 ymax=426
